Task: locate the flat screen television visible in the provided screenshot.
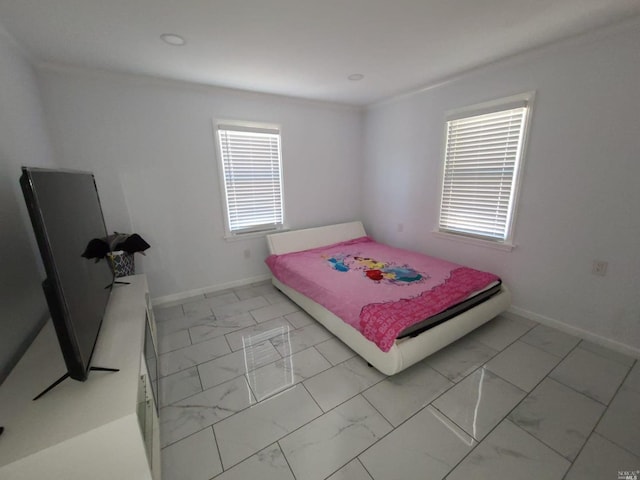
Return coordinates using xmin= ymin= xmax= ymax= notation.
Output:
xmin=20 ymin=167 xmax=115 ymax=394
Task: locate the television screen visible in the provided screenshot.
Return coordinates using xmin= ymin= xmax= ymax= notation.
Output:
xmin=20 ymin=167 xmax=114 ymax=383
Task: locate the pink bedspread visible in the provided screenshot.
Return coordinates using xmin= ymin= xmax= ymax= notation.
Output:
xmin=265 ymin=237 xmax=500 ymax=352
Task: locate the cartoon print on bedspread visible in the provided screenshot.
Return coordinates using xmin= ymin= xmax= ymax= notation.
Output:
xmin=324 ymin=253 xmax=428 ymax=285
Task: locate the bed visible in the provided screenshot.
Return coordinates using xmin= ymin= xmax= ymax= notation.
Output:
xmin=265 ymin=221 xmax=511 ymax=375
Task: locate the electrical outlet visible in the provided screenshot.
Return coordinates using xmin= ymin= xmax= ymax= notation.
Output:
xmin=397 ymin=223 xmax=404 ymax=233
xmin=243 ymin=249 xmax=251 ymax=259
xmin=592 ymin=260 xmax=608 ymax=276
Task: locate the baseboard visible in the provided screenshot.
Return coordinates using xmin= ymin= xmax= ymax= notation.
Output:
xmin=508 ymin=306 xmax=640 ymax=359
xmin=151 ymin=274 xmax=272 ymax=307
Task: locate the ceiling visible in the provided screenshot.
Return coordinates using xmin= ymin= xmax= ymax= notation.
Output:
xmin=1 ymin=0 xmax=639 ymax=105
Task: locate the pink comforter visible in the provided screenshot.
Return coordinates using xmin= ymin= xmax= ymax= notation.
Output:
xmin=265 ymin=237 xmax=499 ymax=352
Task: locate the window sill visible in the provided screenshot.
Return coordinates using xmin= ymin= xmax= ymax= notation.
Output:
xmin=432 ymin=230 xmax=516 ymax=252
xmin=224 ymin=226 xmax=289 ymax=242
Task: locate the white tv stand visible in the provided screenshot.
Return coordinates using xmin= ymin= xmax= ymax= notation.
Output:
xmin=0 ymin=275 xmax=160 ymax=480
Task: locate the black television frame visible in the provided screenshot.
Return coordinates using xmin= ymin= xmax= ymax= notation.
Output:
xmin=20 ymin=167 xmax=116 ymax=398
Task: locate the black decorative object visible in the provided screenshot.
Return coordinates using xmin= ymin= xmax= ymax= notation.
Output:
xmin=82 ymin=232 xmax=150 ymax=278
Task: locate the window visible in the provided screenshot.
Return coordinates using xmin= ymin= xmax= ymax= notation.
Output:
xmin=216 ymin=123 xmax=284 ymax=236
xmin=438 ymin=93 xmax=533 ymax=246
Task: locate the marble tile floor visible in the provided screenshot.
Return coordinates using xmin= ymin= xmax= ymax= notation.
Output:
xmin=156 ymin=281 xmax=640 ymax=480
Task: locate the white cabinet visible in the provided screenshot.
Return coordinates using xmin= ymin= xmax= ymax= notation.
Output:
xmin=0 ymin=275 xmax=160 ymax=480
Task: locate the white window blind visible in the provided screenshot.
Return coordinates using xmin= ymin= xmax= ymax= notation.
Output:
xmin=439 ymin=104 xmax=529 ymax=242
xmin=217 ymin=125 xmax=284 ymax=234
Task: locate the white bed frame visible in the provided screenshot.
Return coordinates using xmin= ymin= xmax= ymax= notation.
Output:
xmin=266 ymin=221 xmax=511 ymax=375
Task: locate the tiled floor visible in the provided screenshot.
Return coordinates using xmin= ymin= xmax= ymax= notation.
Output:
xmin=156 ymin=281 xmax=640 ymax=480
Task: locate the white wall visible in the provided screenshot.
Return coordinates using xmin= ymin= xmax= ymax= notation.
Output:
xmin=0 ymin=28 xmax=57 ymax=382
xmin=363 ymin=20 xmax=640 ymax=353
xmin=37 ymin=67 xmax=363 ymax=299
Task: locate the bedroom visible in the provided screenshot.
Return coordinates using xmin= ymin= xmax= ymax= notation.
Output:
xmin=0 ymin=1 xmax=639 ymax=479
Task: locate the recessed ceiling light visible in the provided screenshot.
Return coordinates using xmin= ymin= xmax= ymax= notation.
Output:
xmin=348 ymin=73 xmax=364 ymax=81
xmin=160 ymin=33 xmax=186 ymax=46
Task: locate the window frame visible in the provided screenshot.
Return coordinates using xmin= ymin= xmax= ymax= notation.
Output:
xmin=214 ymin=120 xmax=286 ymax=239
xmin=435 ymin=92 xmax=535 ymax=250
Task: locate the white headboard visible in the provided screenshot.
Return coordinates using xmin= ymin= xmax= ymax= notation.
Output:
xmin=266 ymin=221 xmax=367 ymax=255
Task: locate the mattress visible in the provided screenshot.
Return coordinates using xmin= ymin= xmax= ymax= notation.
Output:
xmin=397 ymin=281 xmax=501 ymax=338
xmin=265 ymin=236 xmax=501 ymax=352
